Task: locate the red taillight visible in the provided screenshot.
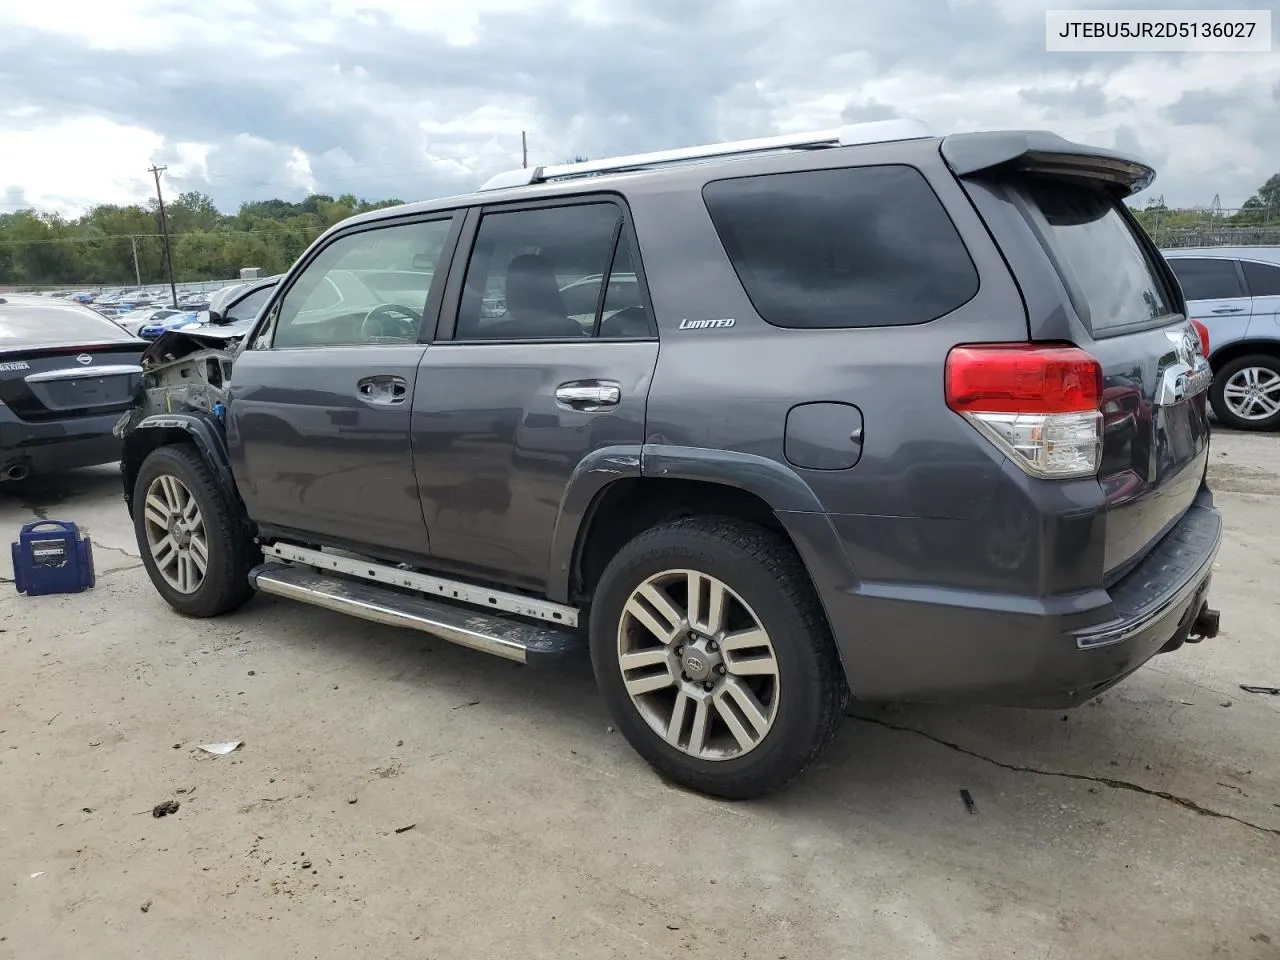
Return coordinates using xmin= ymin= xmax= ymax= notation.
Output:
xmin=1191 ymin=319 xmax=1210 ymax=357
xmin=945 ymin=343 xmax=1105 ymax=480
xmin=945 ymin=344 xmax=1103 ymax=415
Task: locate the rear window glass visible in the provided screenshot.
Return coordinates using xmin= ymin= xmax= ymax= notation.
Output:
xmin=1025 ymin=180 xmax=1174 ymax=331
xmin=702 ymin=165 xmax=979 ymax=329
xmin=1242 ymin=259 xmax=1280 ymax=297
xmin=1168 ymin=258 xmax=1245 ymax=301
xmin=0 ymin=301 xmax=134 ymax=348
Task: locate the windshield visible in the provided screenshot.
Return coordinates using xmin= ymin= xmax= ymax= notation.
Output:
xmin=1026 ymin=179 xmax=1175 ymax=332
xmin=0 ymin=301 xmax=135 ymax=348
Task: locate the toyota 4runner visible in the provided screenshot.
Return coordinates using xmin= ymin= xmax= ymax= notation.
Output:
xmin=117 ymin=120 xmax=1224 ymax=799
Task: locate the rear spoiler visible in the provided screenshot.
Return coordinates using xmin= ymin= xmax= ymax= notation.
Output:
xmin=939 ymin=131 xmax=1155 ymax=197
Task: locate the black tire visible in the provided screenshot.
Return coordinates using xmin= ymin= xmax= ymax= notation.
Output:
xmin=589 ymin=516 xmax=847 ymax=800
xmin=1209 ymin=353 xmax=1280 ymax=431
xmin=132 ymin=444 xmax=259 ymax=617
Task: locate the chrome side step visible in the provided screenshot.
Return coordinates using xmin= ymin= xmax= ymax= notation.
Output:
xmin=265 ymin=541 xmax=579 ymax=628
xmin=249 ymin=564 xmax=583 ymax=665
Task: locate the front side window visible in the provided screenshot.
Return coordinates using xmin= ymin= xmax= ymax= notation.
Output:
xmin=268 ymin=217 xmax=453 ymax=348
xmin=703 ymin=165 xmax=979 ymax=329
xmin=454 ymin=202 xmax=624 ymax=341
xmin=1168 ymin=257 xmax=1246 ymax=302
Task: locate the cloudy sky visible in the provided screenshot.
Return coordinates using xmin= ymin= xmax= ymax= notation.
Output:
xmin=0 ymin=0 xmax=1276 ymax=217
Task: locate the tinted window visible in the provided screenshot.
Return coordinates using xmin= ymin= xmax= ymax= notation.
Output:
xmin=1242 ymin=259 xmax=1280 ymax=297
xmin=1168 ymin=258 xmax=1246 ymax=301
xmin=1027 ymin=180 xmax=1174 ymax=330
xmin=226 ymin=285 xmax=274 ymax=323
xmin=702 ymin=165 xmax=978 ymax=329
xmin=455 ymin=202 xmax=620 ymax=341
xmin=268 ymin=218 xmax=452 ymax=348
xmin=0 ymin=301 xmax=134 ymax=348
xmin=597 ymin=233 xmax=649 ymax=338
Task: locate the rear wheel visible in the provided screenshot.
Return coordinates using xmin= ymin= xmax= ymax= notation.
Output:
xmin=1210 ymin=353 xmax=1280 ymax=431
xmin=589 ymin=516 xmax=847 ymax=800
xmin=133 ymin=444 xmax=258 ymax=617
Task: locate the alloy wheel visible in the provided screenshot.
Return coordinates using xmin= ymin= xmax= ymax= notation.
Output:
xmin=1222 ymin=365 xmax=1280 ymax=421
xmin=142 ymin=473 xmax=209 ymax=594
xmin=616 ymin=568 xmax=780 ymax=761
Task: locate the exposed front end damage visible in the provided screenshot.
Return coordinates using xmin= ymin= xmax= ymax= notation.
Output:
xmin=113 ymin=331 xmax=237 ymax=441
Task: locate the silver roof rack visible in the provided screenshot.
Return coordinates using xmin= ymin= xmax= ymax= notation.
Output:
xmin=480 ymin=118 xmax=934 ymax=191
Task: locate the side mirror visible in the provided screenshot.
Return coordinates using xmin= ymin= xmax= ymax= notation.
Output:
xmin=206 ymin=309 xmax=224 ymax=324
xmin=411 ymin=255 xmax=435 ymax=271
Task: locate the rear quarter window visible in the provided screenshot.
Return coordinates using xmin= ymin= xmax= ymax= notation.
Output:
xmin=702 ymin=164 xmax=979 ymax=329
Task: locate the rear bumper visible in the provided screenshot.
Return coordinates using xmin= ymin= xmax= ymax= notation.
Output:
xmin=0 ymin=408 xmax=124 ymax=477
xmin=780 ymin=491 xmax=1223 ymax=708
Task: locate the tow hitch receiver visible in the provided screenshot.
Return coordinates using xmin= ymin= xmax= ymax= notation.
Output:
xmin=1185 ymin=602 xmax=1220 ymax=643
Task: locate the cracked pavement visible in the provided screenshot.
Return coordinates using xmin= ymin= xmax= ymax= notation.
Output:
xmin=1 ymin=434 xmax=1278 ymax=960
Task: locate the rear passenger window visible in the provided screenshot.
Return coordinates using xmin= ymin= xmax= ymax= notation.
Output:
xmin=1168 ymin=258 xmax=1246 ymax=301
xmin=702 ymin=165 xmax=979 ymax=329
xmin=454 ymin=202 xmax=625 ymax=341
xmin=1242 ymin=260 xmax=1280 ymax=297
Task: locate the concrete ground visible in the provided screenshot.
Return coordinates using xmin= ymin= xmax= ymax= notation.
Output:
xmin=1 ymin=432 xmax=1277 ymax=960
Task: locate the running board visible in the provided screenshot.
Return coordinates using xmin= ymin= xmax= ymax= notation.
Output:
xmin=264 ymin=541 xmax=579 ymax=628
xmin=249 ymin=564 xmax=583 ymax=665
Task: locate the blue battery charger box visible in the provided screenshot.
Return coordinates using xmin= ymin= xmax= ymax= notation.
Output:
xmin=10 ymin=521 xmax=96 ymax=596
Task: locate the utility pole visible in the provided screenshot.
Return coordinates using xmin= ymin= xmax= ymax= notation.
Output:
xmin=148 ymin=164 xmax=179 ymax=307
xmin=521 ymin=131 xmax=527 ymax=169
xmin=129 ymin=235 xmax=142 ymax=288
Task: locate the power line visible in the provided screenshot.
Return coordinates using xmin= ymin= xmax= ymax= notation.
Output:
xmin=148 ymin=164 xmax=179 ymax=308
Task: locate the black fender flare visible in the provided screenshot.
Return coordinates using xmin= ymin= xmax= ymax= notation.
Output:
xmin=120 ymin=412 xmax=239 ymax=514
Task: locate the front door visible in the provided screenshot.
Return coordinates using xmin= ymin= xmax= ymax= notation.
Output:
xmin=412 ymin=199 xmax=659 ymax=593
xmin=228 ymin=214 xmax=458 ymax=557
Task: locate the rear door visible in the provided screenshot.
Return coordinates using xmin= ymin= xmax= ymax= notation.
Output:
xmin=227 ymin=213 xmax=459 ymax=556
xmin=1013 ymin=178 xmax=1212 ymax=579
xmin=413 ymin=198 xmax=658 ymax=593
xmin=1241 ymin=257 xmax=1280 ymax=340
xmin=0 ymin=299 xmax=143 ymax=422
xmin=1165 ymin=255 xmax=1252 ymax=354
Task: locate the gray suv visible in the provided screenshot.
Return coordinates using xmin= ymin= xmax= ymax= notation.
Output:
xmin=117 ymin=120 xmax=1223 ymax=799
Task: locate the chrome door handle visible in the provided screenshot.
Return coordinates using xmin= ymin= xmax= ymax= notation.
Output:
xmin=555 ymin=382 xmax=621 ymax=408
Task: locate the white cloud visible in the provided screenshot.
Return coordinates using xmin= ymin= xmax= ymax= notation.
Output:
xmin=0 ymin=117 xmax=162 ymax=215
xmin=0 ymin=0 xmax=1275 ymax=215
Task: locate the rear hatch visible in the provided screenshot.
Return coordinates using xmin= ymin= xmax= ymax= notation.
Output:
xmin=0 ymin=300 xmax=145 ymax=422
xmin=1019 ymin=178 xmax=1211 ymax=579
xmin=947 ymin=136 xmax=1213 ymax=583
xmin=943 ymin=135 xmax=1212 ymax=581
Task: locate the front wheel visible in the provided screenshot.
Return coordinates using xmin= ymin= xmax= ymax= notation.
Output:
xmin=132 ymin=444 xmax=259 ymax=617
xmin=1210 ymin=353 xmax=1280 ymax=431
xmin=589 ymin=517 xmax=847 ymax=800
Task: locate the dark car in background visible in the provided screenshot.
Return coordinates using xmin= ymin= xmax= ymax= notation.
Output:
xmin=0 ymin=295 xmax=145 ymax=481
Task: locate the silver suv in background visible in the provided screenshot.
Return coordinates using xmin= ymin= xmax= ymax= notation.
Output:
xmin=1162 ymin=247 xmax=1280 ymax=430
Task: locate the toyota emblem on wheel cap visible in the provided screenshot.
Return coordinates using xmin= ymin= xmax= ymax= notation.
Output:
xmin=76 ymin=354 xmax=92 ymax=365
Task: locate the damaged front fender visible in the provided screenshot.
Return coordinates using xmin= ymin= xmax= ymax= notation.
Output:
xmin=115 ymin=329 xmax=243 ymax=513
xmin=113 ymin=329 xmax=237 ymax=441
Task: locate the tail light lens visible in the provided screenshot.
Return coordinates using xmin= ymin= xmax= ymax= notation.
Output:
xmin=1190 ymin=319 xmax=1210 ymax=356
xmin=946 ymin=344 xmax=1104 ymax=479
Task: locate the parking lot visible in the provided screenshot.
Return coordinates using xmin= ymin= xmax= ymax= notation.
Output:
xmin=1 ymin=431 xmax=1277 ymax=960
